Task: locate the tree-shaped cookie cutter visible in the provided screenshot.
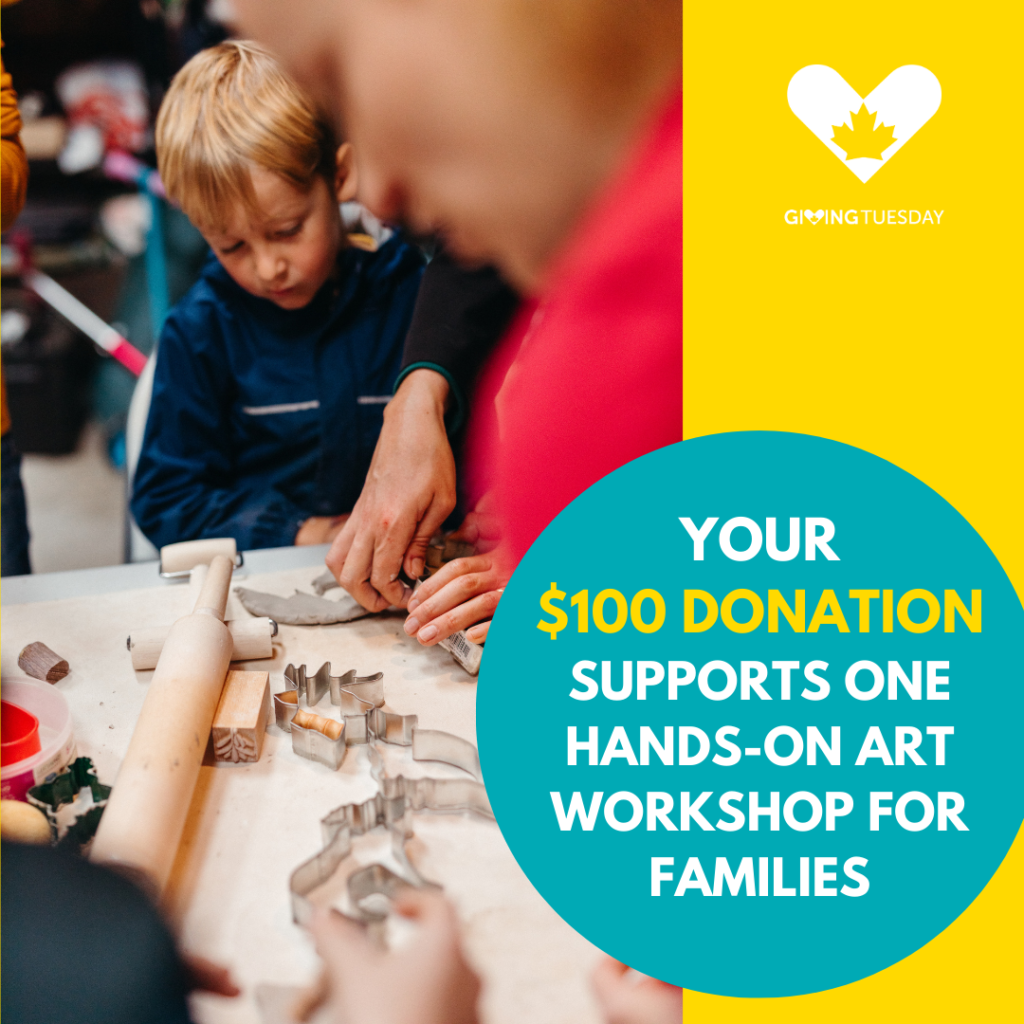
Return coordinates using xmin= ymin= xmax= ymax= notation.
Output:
xmin=288 ymin=711 xmax=493 ymax=926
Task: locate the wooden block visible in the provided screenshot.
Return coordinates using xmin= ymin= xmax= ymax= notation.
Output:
xmin=211 ymin=670 xmax=270 ymax=764
xmin=18 ymin=642 xmax=70 ymax=682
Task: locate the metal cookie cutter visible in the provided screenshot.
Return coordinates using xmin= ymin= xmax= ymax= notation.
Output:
xmin=289 ymin=720 xmax=492 ymax=926
xmin=288 ymin=709 xmax=347 ymax=771
xmin=289 ymin=816 xmax=431 ymax=932
xmin=286 ymin=704 xmax=418 ymax=772
xmin=27 ymin=756 xmax=112 ymax=852
xmin=283 ymin=662 xmax=385 ymax=714
xmin=273 ymin=663 xmax=388 ymax=769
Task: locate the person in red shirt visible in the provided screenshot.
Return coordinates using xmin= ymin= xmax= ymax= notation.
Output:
xmin=234 ymin=0 xmax=681 ymax=648
xmin=231 ymin=3 xmax=680 ymax=1020
xmin=405 ymin=84 xmax=682 ymax=645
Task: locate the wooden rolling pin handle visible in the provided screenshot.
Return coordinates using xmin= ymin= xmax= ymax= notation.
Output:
xmin=160 ymin=537 xmax=237 ymax=574
xmin=192 ymin=554 xmax=233 ymax=620
xmin=127 ymin=618 xmax=275 ymax=671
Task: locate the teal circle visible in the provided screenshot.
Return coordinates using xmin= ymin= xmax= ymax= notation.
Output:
xmin=477 ymin=432 xmax=1024 ymax=996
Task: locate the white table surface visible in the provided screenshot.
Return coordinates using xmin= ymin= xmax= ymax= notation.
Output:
xmin=0 ymin=552 xmax=603 ymax=1024
xmin=0 ymin=543 xmax=335 ymax=605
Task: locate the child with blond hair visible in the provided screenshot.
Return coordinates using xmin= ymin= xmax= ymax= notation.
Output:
xmin=131 ymin=40 xmax=424 ymax=550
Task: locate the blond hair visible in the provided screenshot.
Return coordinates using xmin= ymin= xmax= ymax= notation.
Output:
xmin=156 ymin=40 xmax=335 ymax=231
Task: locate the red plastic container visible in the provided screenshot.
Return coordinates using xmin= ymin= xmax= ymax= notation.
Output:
xmin=2 ymin=700 xmax=42 ymax=763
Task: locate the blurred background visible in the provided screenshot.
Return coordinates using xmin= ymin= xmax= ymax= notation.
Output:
xmin=1 ymin=0 xmax=234 ymax=573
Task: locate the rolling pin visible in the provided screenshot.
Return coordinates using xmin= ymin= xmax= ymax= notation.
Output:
xmin=127 ymin=617 xmax=276 ymax=670
xmin=91 ymin=555 xmax=235 ymax=896
xmin=160 ymin=537 xmax=238 ymax=574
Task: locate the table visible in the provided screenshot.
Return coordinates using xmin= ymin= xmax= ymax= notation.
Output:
xmin=1 ymin=548 xmax=604 ymax=1024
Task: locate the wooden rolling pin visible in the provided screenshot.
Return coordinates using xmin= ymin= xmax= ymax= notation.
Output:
xmin=161 ymin=537 xmax=237 ymax=574
xmin=127 ymin=617 xmax=276 ymax=671
xmin=91 ymin=555 xmax=235 ymax=896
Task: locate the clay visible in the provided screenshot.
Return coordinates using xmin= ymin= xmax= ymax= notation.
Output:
xmin=234 ymin=587 xmax=375 ymax=626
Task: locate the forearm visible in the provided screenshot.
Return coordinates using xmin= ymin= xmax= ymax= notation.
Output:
xmin=326 ymin=367 xmax=457 ymax=609
xmin=387 ymin=366 xmax=450 ymax=431
xmin=398 ymin=252 xmax=519 ymax=433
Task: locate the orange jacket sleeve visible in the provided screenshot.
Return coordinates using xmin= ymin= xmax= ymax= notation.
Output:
xmin=1 ymin=37 xmax=28 ymax=232
xmin=1 ymin=34 xmax=27 ymax=435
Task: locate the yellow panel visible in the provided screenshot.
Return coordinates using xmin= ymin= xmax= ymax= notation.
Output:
xmin=682 ymin=1 xmax=1023 ymax=1018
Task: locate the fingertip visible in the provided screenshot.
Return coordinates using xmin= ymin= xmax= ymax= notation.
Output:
xmin=393 ymin=886 xmax=449 ymax=923
xmin=591 ymin=956 xmax=631 ymax=993
xmin=220 ymin=976 xmax=242 ymax=998
xmin=309 ymin=906 xmax=361 ymax=948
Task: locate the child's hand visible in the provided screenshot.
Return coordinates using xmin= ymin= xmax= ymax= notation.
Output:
xmin=296 ymin=515 xmax=349 ymax=546
xmin=309 ymin=889 xmax=480 ymax=1024
xmin=591 ymin=958 xmax=682 ymax=1024
xmin=180 ymin=952 xmax=241 ymax=997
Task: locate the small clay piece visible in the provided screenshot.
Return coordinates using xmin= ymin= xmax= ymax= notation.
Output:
xmin=291 ymin=707 xmax=344 ymax=742
xmin=211 ymin=670 xmax=271 ymax=764
xmin=17 ymin=642 xmax=70 ymax=683
xmin=311 ymin=569 xmax=340 ymax=595
xmin=0 ymin=799 xmax=52 ymax=845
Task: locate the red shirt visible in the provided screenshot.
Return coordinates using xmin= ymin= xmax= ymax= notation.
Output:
xmin=469 ymin=83 xmax=682 ymax=563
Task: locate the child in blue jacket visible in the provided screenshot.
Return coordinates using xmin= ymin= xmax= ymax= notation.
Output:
xmin=131 ymin=40 xmax=424 ymax=551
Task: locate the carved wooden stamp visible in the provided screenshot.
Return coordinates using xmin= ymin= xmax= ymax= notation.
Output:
xmin=212 ymin=670 xmax=271 ymax=764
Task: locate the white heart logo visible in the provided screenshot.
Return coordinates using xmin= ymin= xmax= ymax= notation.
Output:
xmin=787 ymin=65 xmax=941 ymax=182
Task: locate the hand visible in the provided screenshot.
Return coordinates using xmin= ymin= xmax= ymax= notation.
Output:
xmin=447 ymin=491 xmax=502 ymax=554
xmin=591 ymin=958 xmax=682 ymax=1024
xmin=404 ymin=543 xmax=512 ymax=646
xmin=327 ymin=369 xmax=456 ymax=611
xmin=180 ymin=952 xmax=241 ymax=997
xmin=295 ymin=514 xmax=350 ymax=546
xmin=309 ymin=889 xmax=480 ymax=1024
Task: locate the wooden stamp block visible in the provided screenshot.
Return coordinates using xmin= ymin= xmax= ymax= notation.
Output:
xmin=18 ymin=642 xmax=70 ymax=682
xmin=212 ymin=670 xmax=270 ymax=763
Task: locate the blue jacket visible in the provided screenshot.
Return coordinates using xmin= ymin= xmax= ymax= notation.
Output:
xmin=131 ymin=236 xmax=424 ymax=550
